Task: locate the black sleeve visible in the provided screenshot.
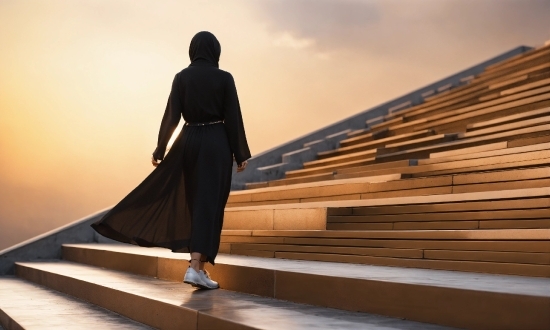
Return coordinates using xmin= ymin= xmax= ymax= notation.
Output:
xmin=152 ymin=74 xmax=182 ymax=161
xmin=224 ymin=74 xmax=251 ymax=164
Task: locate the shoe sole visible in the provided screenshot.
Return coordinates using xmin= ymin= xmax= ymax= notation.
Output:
xmin=183 ymin=279 xmax=218 ymax=290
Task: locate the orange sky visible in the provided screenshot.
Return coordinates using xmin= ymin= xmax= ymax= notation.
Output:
xmin=1 ymin=0 xmax=549 ymax=250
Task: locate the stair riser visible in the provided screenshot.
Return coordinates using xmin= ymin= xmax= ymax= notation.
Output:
xmin=61 ymin=246 xmax=549 ymax=330
xmin=0 ymin=309 xmax=24 ymax=330
xmin=15 ymin=263 xmax=256 ymax=330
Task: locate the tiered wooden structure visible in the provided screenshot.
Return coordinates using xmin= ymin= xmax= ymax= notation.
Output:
xmin=1 ymin=44 xmax=549 ymax=329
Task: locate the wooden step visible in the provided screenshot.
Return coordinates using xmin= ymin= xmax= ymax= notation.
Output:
xmin=404 ymin=150 xmax=550 ymax=178
xmin=463 ymin=115 xmax=550 ymax=138
xmin=388 ymin=61 xmax=550 ymax=123
xmin=14 ymin=259 xmax=452 ymax=330
xmin=339 ymin=127 xmax=390 ymax=147
xmin=376 ymin=124 xmax=550 ymax=162
xmin=284 ymin=157 xmax=412 ymax=180
xmin=402 ymin=83 xmax=550 ymax=128
xmin=483 ymin=44 xmax=550 ymax=74
xmin=0 ymin=277 xmax=153 ymax=329
xmin=228 ymin=175 xmax=447 ymax=208
xmin=377 ymin=134 xmax=457 ymax=155
xmin=225 ymin=187 xmax=550 ymax=230
xmin=61 ymin=244 xmax=550 ymax=329
xmin=317 ymin=129 xmax=433 ymax=159
xmin=467 ymin=107 xmax=550 ymax=131
xmin=219 ymin=229 xmax=550 ymax=278
xmin=414 ymin=91 xmax=550 ymax=134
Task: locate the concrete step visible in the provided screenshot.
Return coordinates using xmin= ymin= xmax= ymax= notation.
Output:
xmin=14 ymin=260 xmax=453 ymax=330
xmin=61 ymin=244 xmax=550 ymax=330
xmin=0 ymin=276 xmax=152 ymax=329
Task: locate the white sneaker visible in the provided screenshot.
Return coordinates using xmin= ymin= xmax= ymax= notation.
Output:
xmin=199 ymin=270 xmax=219 ymax=289
xmin=183 ymin=267 xmax=218 ymax=289
xmin=183 ymin=267 xmax=206 ymax=288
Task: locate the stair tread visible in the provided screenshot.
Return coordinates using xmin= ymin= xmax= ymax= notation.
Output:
xmin=15 ymin=260 xmax=452 ymax=330
xmin=227 ymin=186 xmax=550 ymax=211
xmin=64 ymin=244 xmax=550 ymax=298
xmin=0 ymin=276 xmax=153 ymax=329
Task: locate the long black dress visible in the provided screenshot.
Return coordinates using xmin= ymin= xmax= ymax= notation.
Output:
xmin=91 ymin=32 xmax=251 ymax=265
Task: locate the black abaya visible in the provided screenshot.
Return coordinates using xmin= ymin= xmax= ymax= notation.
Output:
xmin=91 ymin=31 xmax=251 ymax=264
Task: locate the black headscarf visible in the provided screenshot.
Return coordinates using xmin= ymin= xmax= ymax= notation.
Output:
xmin=189 ymin=31 xmax=221 ymax=68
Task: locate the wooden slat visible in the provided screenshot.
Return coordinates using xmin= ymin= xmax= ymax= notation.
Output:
xmin=273 ymin=251 xmax=550 ymax=277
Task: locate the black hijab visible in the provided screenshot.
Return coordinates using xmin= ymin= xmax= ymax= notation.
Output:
xmin=189 ymin=31 xmax=221 ymax=68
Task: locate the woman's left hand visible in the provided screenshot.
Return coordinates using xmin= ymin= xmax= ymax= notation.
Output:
xmin=236 ymin=160 xmax=248 ymax=172
xmin=151 ymin=157 xmax=160 ymax=167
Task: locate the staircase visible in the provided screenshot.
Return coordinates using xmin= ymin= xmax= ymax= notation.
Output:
xmin=2 ymin=43 xmax=550 ymax=329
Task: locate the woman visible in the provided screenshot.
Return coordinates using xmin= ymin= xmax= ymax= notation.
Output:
xmin=91 ymin=31 xmax=251 ymax=290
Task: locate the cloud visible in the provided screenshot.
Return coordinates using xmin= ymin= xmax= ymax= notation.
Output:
xmin=251 ymin=0 xmax=550 ymax=64
xmin=272 ymin=31 xmax=315 ymax=49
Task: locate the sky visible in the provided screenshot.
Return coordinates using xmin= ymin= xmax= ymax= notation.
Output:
xmin=1 ymin=0 xmax=549 ymax=250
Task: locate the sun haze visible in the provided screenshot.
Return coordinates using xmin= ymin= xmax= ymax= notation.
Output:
xmin=0 ymin=0 xmax=548 ymax=250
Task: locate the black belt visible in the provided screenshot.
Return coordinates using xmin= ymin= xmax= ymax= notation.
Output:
xmin=184 ymin=120 xmax=223 ymax=126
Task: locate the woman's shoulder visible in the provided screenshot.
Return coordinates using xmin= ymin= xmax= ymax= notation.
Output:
xmin=217 ymin=68 xmax=234 ymax=80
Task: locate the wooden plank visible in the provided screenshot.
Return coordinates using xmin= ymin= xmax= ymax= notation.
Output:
xmin=249 ymin=229 xmax=550 ymax=240
xmin=300 ymin=194 xmax=361 ymax=203
xmin=479 ymin=219 xmax=550 ymax=229
xmin=508 ymin=133 xmax=550 ymax=148
xmin=269 ymin=173 xmax=335 ymax=186
xmin=337 ymin=159 xmax=417 ymax=175
xmin=501 ymin=76 xmax=550 ymax=96
xmin=329 ymin=209 xmax=550 ymax=223
xmin=350 ymin=198 xmax=550 ymax=215
xmin=395 ymin=56 xmax=550 ymax=123
xmin=488 ymin=74 xmax=529 ymax=90
xmin=245 ymin=182 xmax=269 ymax=190
xmin=378 ymin=134 xmax=458 ymax=155
xmin=301 ymin=151 xmax=376 ymax=169
xmin=408 ymin=156 xmax=550 ymax=178
xmin=226 ymin=198 xmax=301 ymax=208
xmin=317 ymin=129 xmax=433 ymax=159
xmin=404 ymin=86 xmax=550 ymax=126
xmin=369 ymin=116 xmax=404 ymax=132
xmin=462 ymin=115 xmax=550 ymax=138
xmin=273 ymin=251 xmax=550 ymax=277
xmin=423 ymin=142 xmax=550 ymax=165
xmin=409 ymin=149 xmax=550 ymax=175
xmin=227 ymin=243 xmax=423 ymax=258
xmin=424 ymin=249 xmax=550 ymax=265
xmin=360 ymin=186 xmax=452 ymax=200
xmin=466 ymin=107 xmax=550 ymax=131
xmin=453 ymin=178 xmax=550 ymax=194
xmin=326 ymin=222 xmax=394 ymax=230
xmin=377 ymin=124 xmax=550 ymax=163
xmin=279 ymin=237 xmax=550 ymax=253
xmin=329 ymin=221 xmax=478 ymax=231
xmin=340 ymin=128 xmax=391 ymax=147
xmin=221 ymin=236 xmax=285 ymax=244
xmin=418 ymin=97 xmax=550 ymax=135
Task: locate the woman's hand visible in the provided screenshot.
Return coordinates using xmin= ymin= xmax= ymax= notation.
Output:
xmin=236 ymin=160 xmax=248 ymax=172
xmin=151 ymin=156 xmax=160 ymax=167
